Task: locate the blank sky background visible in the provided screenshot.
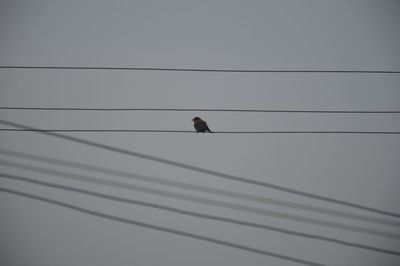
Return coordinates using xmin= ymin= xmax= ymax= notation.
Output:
xmin=1 ymin=1 xmax=400 ymax=265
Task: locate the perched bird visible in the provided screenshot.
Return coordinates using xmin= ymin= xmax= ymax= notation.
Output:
xmin=192 ymin=117 xmax=213 ymax=133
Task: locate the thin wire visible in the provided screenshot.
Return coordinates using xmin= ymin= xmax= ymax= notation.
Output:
xmin=1 ymin=159 xmax=399 ymax=239
xmin=1 ymin=172 xmax=399 ymax=256
xmin=1 ymin=107 xmax=400 ymax=113
xmin=1 ymin=129 xmax=400 ymax=134
xmin=0 ymin=187 xmax=325 ymax=266
xmin=0 ymin=65 xmax=399 ymax=74
xmin=1 ymin=148 xmax=397 ymax=227
xmin=1 ymin=118 xmax=399 ymax=219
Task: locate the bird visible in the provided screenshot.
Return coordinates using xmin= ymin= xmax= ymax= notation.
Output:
xmin=192 ymin=117 xmax=213 ymax=133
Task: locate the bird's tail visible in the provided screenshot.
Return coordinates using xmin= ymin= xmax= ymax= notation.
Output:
xmin=206 ymin=126 xmax=213 ymax=133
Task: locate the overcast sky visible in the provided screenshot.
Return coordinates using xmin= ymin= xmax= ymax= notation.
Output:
xmin=1 ymin=1 xmax=400 ymax=265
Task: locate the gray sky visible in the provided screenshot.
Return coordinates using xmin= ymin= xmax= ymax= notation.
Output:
xmin=1 ymin=0 xmax=400 ymax=265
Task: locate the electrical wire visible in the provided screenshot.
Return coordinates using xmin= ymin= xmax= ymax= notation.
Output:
xmin=1 ymin=159 xmax=399 ymax=239
xmin=1 ymin=148 xmax=397 ymax=227
xmin=1 ymin=172 xmax=399 ymax=256
xmin=1 ymin=107 xmax=400 ymax=113
xmin=0 ymin=65 xmax=399 ymax=74
xmin=1 ymin=118 xmax=399 ymax=219
xmin=0 ymin=187 xmax=325 ymax=266
xmin=1 ymin=129 xmax=400 ymax=134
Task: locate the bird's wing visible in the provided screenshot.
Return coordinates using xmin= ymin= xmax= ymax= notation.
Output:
xmin=197 ymin=120 xmax=208 ymax=127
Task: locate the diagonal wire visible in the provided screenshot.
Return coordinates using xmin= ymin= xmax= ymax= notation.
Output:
xmin=1 ymin=172 xmax=399 ymax=256
xmin=0 ymin=187 xmax=325 ymax=266
xmin=0 ymin=65 xmax=399 ymax=74
xmin=0 ymin=148 xmax=398 ymax=228
xmin=1 ymin=118 xmax=399 ymax=218
xmin=1 ymin=160 xmax=400 ymax=239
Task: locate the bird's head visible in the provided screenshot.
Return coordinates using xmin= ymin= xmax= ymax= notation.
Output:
xmin=192 ymin=117 xmax=201 ymax=122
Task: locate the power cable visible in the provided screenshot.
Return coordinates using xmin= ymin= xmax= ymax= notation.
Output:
xmin=0 ymin=187 xmax=325 ymax=266
xmin=1 ymin=107 xmax=400 ymax=113
xmin=0 ymin=65 xmax=399 ymax=74
xmin=1 ymin=129 xmax=400 ymax=134
xmin=1 ymin=118 xmax=399 ymax=218
xmin=1 ymin=148 xmax=397 ymax=227
xmin=1 ymin=159 xmax=399 ymax=239
xmin=1 ymin=172 xmax=399 ymax=256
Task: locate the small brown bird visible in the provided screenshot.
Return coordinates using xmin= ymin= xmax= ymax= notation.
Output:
xmin=192 ymin=117 xmax=213 ymax=133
